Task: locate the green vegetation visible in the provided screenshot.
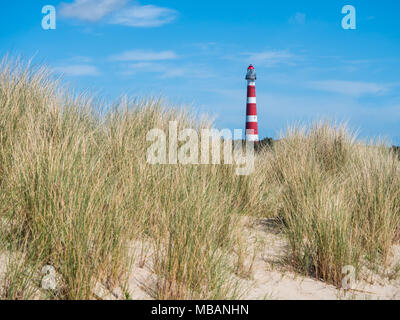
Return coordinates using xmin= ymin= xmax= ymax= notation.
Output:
xmin=0 ymin=57 xmax=399 ymax=299
xmin=257 ymin=123 xmax=400 ymax=285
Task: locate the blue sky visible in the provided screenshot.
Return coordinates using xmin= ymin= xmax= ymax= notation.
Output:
xmin=1 ymin=0 xmax=400 ymax=143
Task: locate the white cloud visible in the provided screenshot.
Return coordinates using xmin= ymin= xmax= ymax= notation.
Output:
xmin=54 ymin=64 xmax=101 ymax=76
xmin=289 ymin=12 xmax=306 ymax=25
xmin=59 ymin=0 xmax=127 ymax=22
xmin=110 ymin=50 xmax=178 ymax=61
xmin=59 ymin=1 xmax=178 ymax=27
xmin=119 ymin=62 xmax=214 ymax=79
xmin=245 ymin=50 xmax=297 ymax=67
xmin=192 ymin=42 xmax=218 ymax=51
xmin=308 ymin=80 xmax=390 ymax=97
xmin=126 ymin=62 xmax=185 ymax=78
xmin=68 ymin=56 xmax=94 ymax=63
xmin=110 ymin=5 xmax=178 ymax=27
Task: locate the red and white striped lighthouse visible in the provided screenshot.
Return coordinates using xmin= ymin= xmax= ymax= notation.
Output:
xmin=245 ymin=65 xmax=259 ymax=142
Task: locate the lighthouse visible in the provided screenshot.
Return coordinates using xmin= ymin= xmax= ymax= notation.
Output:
xmin=245 ymin=65 xmax=259 ymax=142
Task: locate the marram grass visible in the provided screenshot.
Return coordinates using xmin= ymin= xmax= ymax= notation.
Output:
xmin=258 ymin=123 xmax=400 ymax=285
xmin=0 ymin=57 xmax=399 ymax=299
xmin=0 ymin=57 xmax=249 ymax=299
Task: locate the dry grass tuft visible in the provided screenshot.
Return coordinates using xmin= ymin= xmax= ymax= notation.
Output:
xmin=257 ymin=122 xmax=400 ymax=286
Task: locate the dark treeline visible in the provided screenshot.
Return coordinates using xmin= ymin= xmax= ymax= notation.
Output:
xmin=255 ymin=137 xmax=274 ymax=152
xmin=232 ymin=137 xmax=274 ymax=153
xmin=392 ymin=146 xmax=400 ymax=160
xmin=235 ymin=140 xmax=400 ymax=157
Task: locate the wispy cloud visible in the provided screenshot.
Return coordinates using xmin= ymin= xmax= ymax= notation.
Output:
xmin=54 ymin=64 xmax=101 ymax=76
xmin=59 ymin=0 xmax=127 ymax=22
xmin=308 ymin=80 xmax=390 ymax=97
xmin=67 ymin=56 xmax=94 ymax=63
xmin=110 ymin=50 xmax=178 ymax=61
xmin=124 ymin=62 xmax=185 ymax=78
xmin=245 ymin=50 xmax=298 ymax=67
xmin=192 ymin=42 xmax=218 ymax=51
xmin=289 ymin=12 xmax=306 ymax=25
xmin=120 ymin=62 xmax=214 ymax=79
xmin=59 ymin=0 xmax=178 ymax=27
xmin=110 ymin=5 xmax=178 ymax=27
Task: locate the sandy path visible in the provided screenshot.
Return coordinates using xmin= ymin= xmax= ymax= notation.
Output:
xmin=238 ymin=217 xmax=400 ymax=300
xmin=124 ymin=217 xmax=400 ymax=300
xmin=1 ymin=217 xmax=398 ymax=300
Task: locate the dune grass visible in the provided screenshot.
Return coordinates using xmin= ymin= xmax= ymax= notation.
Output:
xmin=0 ymin=58 xmax=251 ymax=299
xmin=0 ymin=57 xmax=399 ymax=299
xmin=258 ymin=123 xmax=400 ymax=286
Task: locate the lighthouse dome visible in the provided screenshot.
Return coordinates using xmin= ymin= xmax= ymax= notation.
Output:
xmin=246 ymin=65 xmax=256 ymax=80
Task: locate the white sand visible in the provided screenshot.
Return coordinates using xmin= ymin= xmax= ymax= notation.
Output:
xmin=124 ymin=217 xmax=400 ymax=300
xmin=1 ymin=218 xmax=399 ymax=300
xmin=237 ymin=217 xmax=400 ymax=300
